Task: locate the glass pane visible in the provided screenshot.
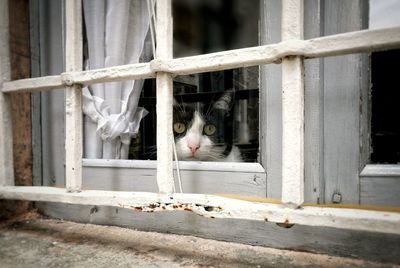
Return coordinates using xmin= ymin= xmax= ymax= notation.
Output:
xmin=370 ymin=49 xmax=400 ymax=164
xmin=369 ymin=0 xmax=400 ymax=29
xmin=173 ymin=0 xmax=259 ymax=57
xmin=136 ymin=69 xmax=259 ymax=162
xmin=133 ymin=0 xmax=261 ymax=162
xmin=369 ymin=1 xmax=400 ymax=163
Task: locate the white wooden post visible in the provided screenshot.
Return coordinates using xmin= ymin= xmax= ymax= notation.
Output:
xmin=281 ymin=0 xmax=305 ymax=206
xmin=155 ymin=0 xmax=174 ymax=193
xmin=65 ymin=0 xmax=83 ymax=192
xmin=0 ymin=0 xmax=14 ymax=186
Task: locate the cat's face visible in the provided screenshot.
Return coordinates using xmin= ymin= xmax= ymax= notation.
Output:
xmin=173 ymin=92 xmax=233 ymax=161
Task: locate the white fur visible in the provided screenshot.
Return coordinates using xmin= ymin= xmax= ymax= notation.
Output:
xmin=175 ymin=111 xmax=242 ymax=162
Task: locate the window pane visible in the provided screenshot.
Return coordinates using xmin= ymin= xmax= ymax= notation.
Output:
xmin=173 ymin=0 xmax=259 ymax=57
xmin=369 ymin=0 xmax=400 ymax=29
xmin=136 ymin=69 xmax=260 ymax=162
xmin=369 ymin=1 xmax=400 ymax=163
xmin=370 ymin=49 xmax=400 ymax=164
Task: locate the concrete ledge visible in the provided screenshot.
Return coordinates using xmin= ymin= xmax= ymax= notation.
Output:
xmin=0 ymin=216 xmax=393 ymax=267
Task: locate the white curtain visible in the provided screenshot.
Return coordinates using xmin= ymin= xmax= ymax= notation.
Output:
xmin=82 ymin=0 xmax=152 ymax=159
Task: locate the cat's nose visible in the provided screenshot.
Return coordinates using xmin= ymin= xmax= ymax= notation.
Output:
xmin=188 ymin=144 xmax=200 ymax=154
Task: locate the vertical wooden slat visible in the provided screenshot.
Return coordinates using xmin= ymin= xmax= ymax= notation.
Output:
xmin=156 ymin=0 xmax=174 ymax=194
xmin=10 ymin=0 xmax=33 ymax=188
xmin=65 ymin=0 xmax=83 ymax=192
xmin=0 ymin=0 xmax=14 ymax=186
xmin=281 ymin=0 xmax=305 ymax=206
xmin=323 ymin=0 xmax=368 ymax=204
xmin=304 ymin=0 xmax=324 ymax=203
xmin=260 ymin=0 xmax=283 ymax=199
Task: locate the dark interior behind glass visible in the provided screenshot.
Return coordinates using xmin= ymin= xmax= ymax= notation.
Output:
xmin=130 ymin=0 xmax=260 ymax=162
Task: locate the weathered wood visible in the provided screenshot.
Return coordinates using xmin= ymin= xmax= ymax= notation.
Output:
xmin=0 ymin=0 xmax=14 ymax=186
xmin=323 ymin=0 xmax=368 ymax=204
xmin=304 ymin=0 xmax=324 ymax=203
xmin=0 ymin=186 xmax=399 ymax=234
xmin=83 ymin=159 xmax=265 ymax=173
xmin=30 ymin=0 xmax=42 ymax=187
xmin=358 ymin=0 xmax=371 ymax=172
xmin=64 ymin=0 xmax=83 ymax=192
xmin=82 ymin=162 xmax=267 ymax=197
xmin=155 ymin=0 xmax=174 ymax=194
xmin=360 ymin=165 xmax=400 ymax=206
xmin=9 ymin=0 xmax=33 ymax=188
xmin=281 ymin=0 xmax=304 ymax=206
xmin=2 ymin=27 xmax=400 ymax=94
xmin=260 ymin=0 xmax=282 ymax=199
xmin=360 ymin=176 xmax=400 ymax=207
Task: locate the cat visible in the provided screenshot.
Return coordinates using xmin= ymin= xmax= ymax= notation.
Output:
xmin=173 ymin=90 xmax=243 ymax=162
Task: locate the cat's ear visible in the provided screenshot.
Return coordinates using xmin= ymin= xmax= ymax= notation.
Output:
xmin=213 ymin=90 xmax=235 ymax=115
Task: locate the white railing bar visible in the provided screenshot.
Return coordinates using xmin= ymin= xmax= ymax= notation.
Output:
xmin=149 ymin=26 xmax=400 ymax=75
xmin=64 ymin=0 xmax=83 ymax=192
xmin=281 ymin=0 xmax=304 ymax=206
xmin=61 ymin=63 xmax=155 ymax=88
xmin=2 ymin=27 xmax=400 ymax=94
xmin=155 ymin=0 xmax=175 ymax=194
xmin=0 ymin=186 xmax=399 ymax=235
xmin=0 ymin=0 xmax=14 ymax=186
xmin=1 ymin=75 xmax=63 ymax=93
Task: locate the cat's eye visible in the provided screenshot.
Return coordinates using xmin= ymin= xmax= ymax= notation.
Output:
xmin=203 ymin=124 xmax=216 ymax=136
xmin=173 ymin=122 xmax=186 ymax=134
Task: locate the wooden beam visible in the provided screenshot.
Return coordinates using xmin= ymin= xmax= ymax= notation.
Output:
xmin=64 ymin=0 xmax=83 ymax=192
xmin=9 ymin=0 xmax=33 ymax=188
xmin=83 ymin=158 xmax=265 ymax=173
xmin=0 ymin=186 xmax=399 ymax=235
xmin=281 ymin=0 xmax=305 ymax=206
xmin=155 ymin=0 xmax=174 ymax=194
xmin=0 ymin=0 xmax=14 ymax=186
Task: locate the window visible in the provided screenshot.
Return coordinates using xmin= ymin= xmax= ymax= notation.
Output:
xmin=1 ymin=0 xmax=400 ymax=235
xmin=37 ymin=0 xmax=266 ymax=196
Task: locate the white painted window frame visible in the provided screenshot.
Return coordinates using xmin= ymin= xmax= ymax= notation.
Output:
xmin=1 ymin=0 xmax=400 ymax=234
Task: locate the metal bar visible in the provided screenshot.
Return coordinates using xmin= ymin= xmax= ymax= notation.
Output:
xmin=2 ymin=75 xmax=63 ymax=93
xmin=281 ymin=0 xmax=304 ymax=206
xmin=0 ymin=186 xmax=399 ymax=235
xmin=155 ymin=0 xmax=174 ymax=194
xmin=0 ymin=0 xmax=14 ymax=186
xmin=61 ymin=63 xmax=155 ymax=87
xmin=64 ymin=0 xmax=83 ymax=192
xmin=2 ymin=27 xmax=400 ymax=94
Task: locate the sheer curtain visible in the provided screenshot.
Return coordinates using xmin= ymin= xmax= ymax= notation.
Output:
xmin=82 ymin=0 xmax=152 ymax=159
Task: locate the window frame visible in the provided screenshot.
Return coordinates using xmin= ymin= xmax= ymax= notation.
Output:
xmin=1 ymin=0 xmax=400 ymax=234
